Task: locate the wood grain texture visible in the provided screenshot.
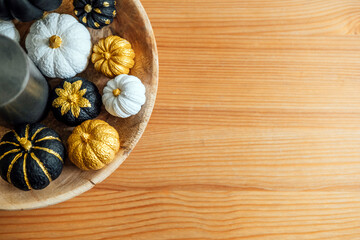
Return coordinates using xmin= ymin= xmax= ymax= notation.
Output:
xmin=2 ymin=0 xmax=360 ymax=239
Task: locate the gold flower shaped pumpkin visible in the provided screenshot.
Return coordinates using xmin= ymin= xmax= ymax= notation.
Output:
xmin=91 ymin=35 xmax=135 ymax=78
xmin=53 ymin=80 xmax=90 ymax=118
xmin=67 ymin=120 xmax=120 ymax=170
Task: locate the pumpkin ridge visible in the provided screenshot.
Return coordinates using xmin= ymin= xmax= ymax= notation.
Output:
xmin=24 ymin=124 xmax=30 ymax=140
xmin=30 ymin=152 xmax=52 ymax=182
xmin=88 ymin=140 xmax=113 ymax=164
xmin=38 ymin=48 xmax=56 ymax=77
xmin=32 ymin=146 xmax=63 ymax=163
xmin=0 ymin=149 xmax=20 ymax=161
xmin=34 ymin=136 xmax=61 ymax=143
xmin=59 ymin=21 xmax=79 ymax=35
xmin=108 ymin=59 xmax=129 ymax=75
xmin=57 ymin=48 xmax=78 ymax=74
xmin=82 ymin=144 xmax=103 ymax=170
xmin=6 ymin=152 xmax=23 ymax=183
xmin=71 ymin=142 xmax=88 ymax=170
xmin=88 ymin=123 xmax=113 ymax=136
xmin=0 ymin=141 xmax=19 ymax=147
xmin=68 ymin=139 xmax=83 ymax=156
xmin=43 ymin=12 xmax=61 ymax=33
xmin=117 ymin=97 xmax=133 ymax=116
xmin=91 ymin=138 xmax=118 ymax=152
xmin=11 ymin=130 xmax=21 ymax=143
xmin=23 ymin=154 xmax=32 ymax=190
xmin=30 ymin=127 xmax=47 ymax=141
xmin=88 ymin=120 xmax=108 ymax=131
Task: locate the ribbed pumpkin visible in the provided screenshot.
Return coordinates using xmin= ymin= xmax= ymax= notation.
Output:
xmin=25 ymin=13 xmax=92 ymax=79
xmin=50 ymin=77 xmax=102 ymax=126
xmin=0 ymin=123 xmax=65 ymax=191
xmin=68 ymin=120 xmax=120 ymax=170
xmin=0 ymin=0 xmax=62 ymax=22
xmin=91 ymin=35 xmax=135 ymax=78
xmin=0 ymin=20 xmax=20 ymax=42
xmin=74 ymin=0 xmax=116 ymax=29
xmin=103 ymin=74 xmax=146 ymax=118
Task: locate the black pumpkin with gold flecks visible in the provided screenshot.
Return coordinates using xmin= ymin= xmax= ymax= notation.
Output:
xmin=73 ymin=0 xmax=116 ymax=29
xmin=49 ymin=77 xmax=102 ymax=127
xmin=0 ymin=123 xmax=65 ymax=191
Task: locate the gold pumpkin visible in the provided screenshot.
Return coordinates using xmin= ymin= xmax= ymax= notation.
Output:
xmin=67 ymin=120 xmax=120 ymax=170
xmin=91 ymin=35 xmax=135 ymax=78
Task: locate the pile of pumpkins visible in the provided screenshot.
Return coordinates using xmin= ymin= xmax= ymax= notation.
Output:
xmin=0 ymin=0 xmax=146 ymax=191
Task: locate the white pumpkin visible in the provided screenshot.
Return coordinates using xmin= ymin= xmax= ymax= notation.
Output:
xmin=0 ymin=20 xmax=20 ymax=42
xmin=103 ymin=74 xmax=146 ymax=118
xmin=25 ymin=13 xmax=92 ymax=79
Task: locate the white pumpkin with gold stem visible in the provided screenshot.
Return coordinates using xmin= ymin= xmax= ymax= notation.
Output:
xmin=25 ymin=13 xmax=91 ymax=79
xmin=102 ymin=74 xmax=146 ymax=118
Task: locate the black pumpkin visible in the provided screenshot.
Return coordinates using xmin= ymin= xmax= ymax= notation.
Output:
xmin=0 ymin=0 xmax=62 ymax=22
xmin=73 ymin=0 xmax=116 ymax=29
xmin=0 ymin=123 xmax=65 ymax=191
xmin=49 ymin=77 xmax=102 ymax=126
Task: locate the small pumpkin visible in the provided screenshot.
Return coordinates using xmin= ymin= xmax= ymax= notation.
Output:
xmin=68 ymin=120 xmax=120 ymax=170
xmin=49 ymin=77 xmax=102 ymax=126
xmin=0 ymin=20 xmax=20 ymax=42
xmin=103 ymin=74 xmax=146 ymax=118
xmin=0 ymin=123 xmax=65 ymax=191
xmin=74 ymin=0 xmax=116 ymax=29
xmin=0 ymin=0 xmax=62 ymax=22
xmin=25 ymin=13 xmax=92 ymax=79
xmin=91 ymin=35 xmax=135 ymax=78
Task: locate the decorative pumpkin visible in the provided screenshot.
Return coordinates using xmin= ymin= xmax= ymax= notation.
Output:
xmin=103 ymin=74 xmax=146 ymax=118
xmin=91 ymin=35 xmax=135 ymax=78
xmin=0 ymin=123 xmax=65 ymax=191
xmin=49 ymin=77 xmax=102 ymax=126
xmin=67 ymin=120 xmax=120 ymax=170
xmin=25 ymin=13 xmax=92 ymax=79
xmin=0 ymin=20 xmax=20 ymax=42
xmin=74 ymin=0 xmax=116 ymax=29
xmin=0 ymin=0 xmax=62 ymax=22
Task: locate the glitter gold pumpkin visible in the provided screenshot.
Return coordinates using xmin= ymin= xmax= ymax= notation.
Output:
xmin=67 ymin=120 xmax=120 ymax=170
xmin=91 ymin=35 xmax=135 ymax=78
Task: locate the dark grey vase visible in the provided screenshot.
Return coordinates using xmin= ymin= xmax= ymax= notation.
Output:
xmin=0 ymin=35 xmax=49 ymax=127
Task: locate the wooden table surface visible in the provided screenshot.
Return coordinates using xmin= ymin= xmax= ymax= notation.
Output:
xmin=2 ymin=0 xmax=360 ymax=239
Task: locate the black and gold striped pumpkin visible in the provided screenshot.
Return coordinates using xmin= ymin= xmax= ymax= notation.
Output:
xmin=0 ymin=123 xmax=65 ymax=191
xmin=73 ymin=0 xmax=116 ymax=29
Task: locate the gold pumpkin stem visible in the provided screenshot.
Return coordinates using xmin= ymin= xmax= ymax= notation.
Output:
xmin=81 ymin=133 xmax=91 ymax=143
xmin=19 ymin=138 xmax=32 ymax=152
xmin=84 ymin=4 xmax=92 ymax=13
xmin=113 ymin=89 xmax=121 ymax=97
xmin=103 ymin=52 xmax=112 ymax=60
xmin=42 ymin=11 xmax=49 ymax=19
xmin=49 ymin=35 xmax=62 ymax=49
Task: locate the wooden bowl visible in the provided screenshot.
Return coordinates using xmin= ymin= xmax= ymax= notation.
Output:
xmin=0 ymin=0 xmax=158 ymax=210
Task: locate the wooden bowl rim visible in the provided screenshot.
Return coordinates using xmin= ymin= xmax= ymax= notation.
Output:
xmin=1 ymin=0 xmax=158 ymax=211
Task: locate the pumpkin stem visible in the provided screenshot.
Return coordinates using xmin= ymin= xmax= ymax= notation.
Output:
xmin=49 ymin=35 xmax=62 ymax=49
xmin=113 ymin=88 xmax=121 ymax=97
xmin=103 ymin=52 xmax=112 ymax=60
xmin=19 ymin=138 xmax=32 ymax=152
xmin=84 ymin=4 xmax=93 ymax=13
xmin=81 ymin=133 xmax=91 ymax=143
xmin=42 ymin=11 xmax=49 ymax=19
